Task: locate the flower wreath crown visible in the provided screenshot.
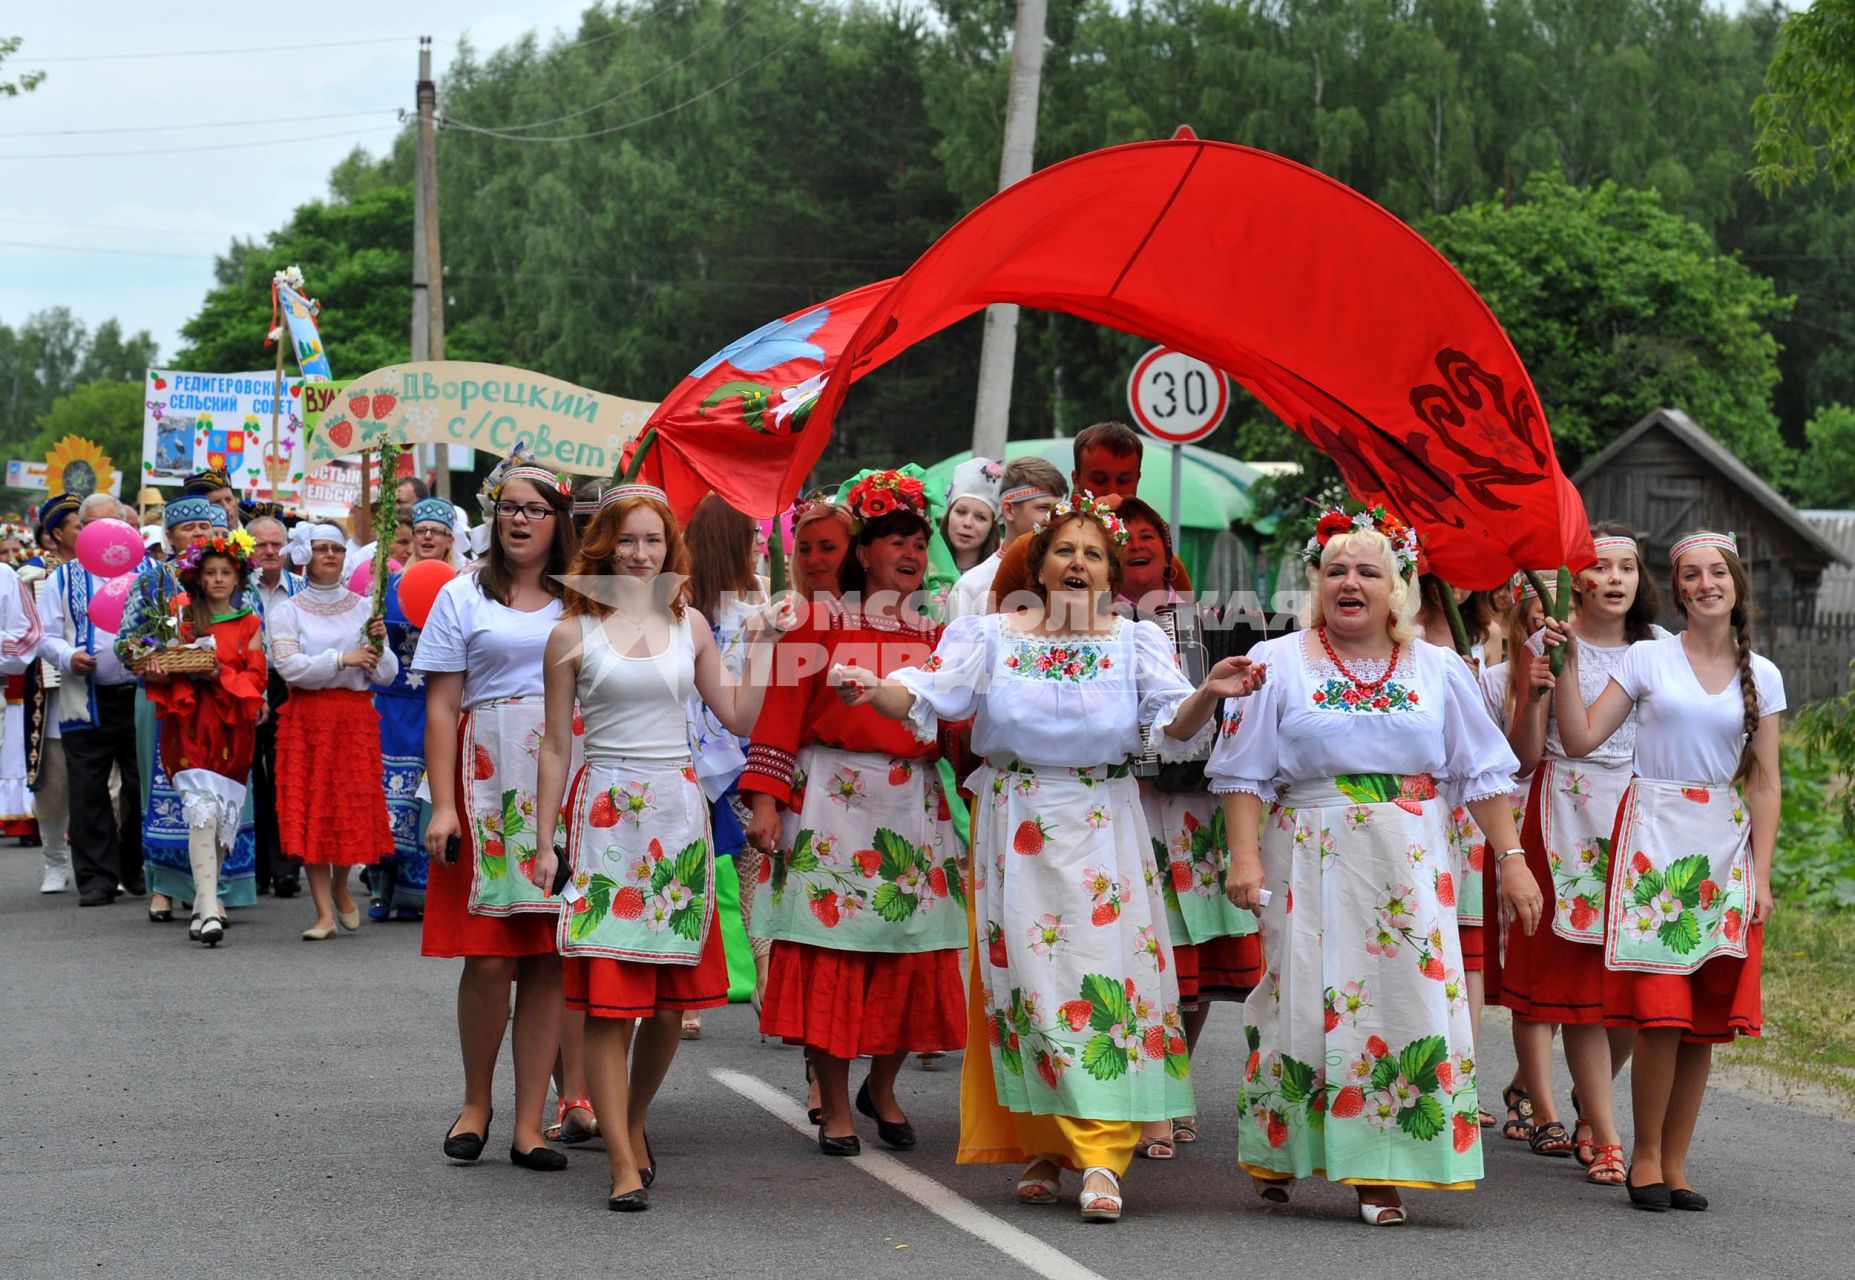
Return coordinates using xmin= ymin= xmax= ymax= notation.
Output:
xmin=845 ymin=469 xmax=929 ymax=526
xmin=1033 ymin=490 xmax=1129 ymax=546
xmin=1301 ymin=502 xmax=1419 ymax=576
xmin=174 ymin=529 xmax=256 ymax=580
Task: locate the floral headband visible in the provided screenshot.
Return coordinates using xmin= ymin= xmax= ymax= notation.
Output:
xmin=1669 ymin=531 xmax=1737 ymax=564
xmin=1034 ymin=490 xmax=1129 ymax=547
xmin=174 ymin=529 xmax=256 ymax=579
xmin=1301 ymin=502 xmax=1419 ymax=576
xmin=845 ymin=469 xmax=929 ymax=526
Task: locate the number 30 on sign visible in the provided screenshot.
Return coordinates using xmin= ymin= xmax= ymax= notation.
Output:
xmin=1125 ymin=346 xmax=1229 ymax=445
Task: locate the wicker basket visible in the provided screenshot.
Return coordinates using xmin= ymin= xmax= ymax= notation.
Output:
xmin=129 ymin=646 xmax=217 ymax=677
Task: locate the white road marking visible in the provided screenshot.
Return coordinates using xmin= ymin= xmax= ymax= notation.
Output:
xmin=710 ymin=1068 xmax=1110 ymax=1280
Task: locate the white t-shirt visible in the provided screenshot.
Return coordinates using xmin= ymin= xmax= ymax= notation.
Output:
xmin=412 ymin=575 xmax=563 ymax=710
xmin=1610 ymin=634 xmax=1785 ymax=786
xmin=947 ymin=552 xmax=1002 ymax=621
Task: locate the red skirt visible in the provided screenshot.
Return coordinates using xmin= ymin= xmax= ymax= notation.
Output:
xmin=1459 ymin=924 xmax=1485 ymax=973
xmin=1196 ymin=932 xmax=1264 ymax=1001
xmin=1600 ymin=794 xmax=1762 ymax=1044
xmin=422 ymin=715 xmax=557 ymax=959
xmin=564 ymin=922 xmax=730 ymax=1019
xmin=1496 ymin=780 xmax=1607 ymax=1024
xmin=277 ymin=688 xmax=393 ymax=867
xmin=760 ymin=941 xmax=966 ymax=1058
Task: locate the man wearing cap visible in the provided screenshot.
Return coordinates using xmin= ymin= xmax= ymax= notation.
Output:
xmin=38 ymin=494 xmax=146 ymax=906
xmin=182 ymin=468 xmax=241 ymax=532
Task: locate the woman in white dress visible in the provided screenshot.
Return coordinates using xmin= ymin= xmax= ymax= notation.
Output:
xmin=1542 ymin=530 xmax=1782 ymax=1213
xmin=833 ymin=493 xmax=1260 ymax=1223
xmin=1207 ymin=505 xmax=1541 ymax=1226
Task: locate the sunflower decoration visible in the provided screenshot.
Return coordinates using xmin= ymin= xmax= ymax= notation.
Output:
xmin=44 ymin=436 xmax=119 ymax=499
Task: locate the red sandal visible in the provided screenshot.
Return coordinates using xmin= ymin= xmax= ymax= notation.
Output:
xmin=1586 ymin=1143 xmax=1626 ymax=1186
xmin=544 ymin=1097 xmax=599 ymax=1146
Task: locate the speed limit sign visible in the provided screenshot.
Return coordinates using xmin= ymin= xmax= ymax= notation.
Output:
xmin=1126 ymin=346 xmax=1229 ymax=445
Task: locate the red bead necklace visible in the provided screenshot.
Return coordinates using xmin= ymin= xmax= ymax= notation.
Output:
xmin=1317 ymin=627 xmax=1401 ymax=699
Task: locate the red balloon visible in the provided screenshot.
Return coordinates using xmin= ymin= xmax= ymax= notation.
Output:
xmin=395 ymin=557 xmax=456 ymax=629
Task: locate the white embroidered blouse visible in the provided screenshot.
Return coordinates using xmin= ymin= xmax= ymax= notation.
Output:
xmin=1206 ymin=631 xmax=1518 ymax=806
xmin=888 ymin=612 xmax=1212 ymax=769
xmin=268 ymin=583 xmax=400 ymax=691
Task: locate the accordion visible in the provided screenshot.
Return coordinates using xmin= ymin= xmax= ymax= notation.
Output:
xmin=1133 ymin=600 xmax=1276 ymax=788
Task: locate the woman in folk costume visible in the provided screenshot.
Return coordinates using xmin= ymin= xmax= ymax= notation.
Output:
xmin=741 ymin=469 xmax=966 ymax=1159
xmin=1500 ymin=528 xmax=1665 ymax=1184
xmin=1207 ymin=506 xmax=1542 ymax=1227
xmin=1543 ymin=531 xmax=1782 ymax=1214
xmin=1114 ymin=498 xmax=1262 ymax=1159
xmin=533 ymin=484 xmax=790 ymax=1211
xmin=417 ymin=455 xmax=582 ymax=1172
xmin=368 ymin=497 xmax=457 ymax=922
xmin=269 ymin=523 xmax=397 ymax=940
xmin=138 ymin=532 xmax=266 ymax=947
xmin=835 ymin=494 xmax=1261 ymax=1222
xmin=117 ymin=498 xmax=261 ymax=927
xmin=0 ymin=560 xmax=43 ymax=851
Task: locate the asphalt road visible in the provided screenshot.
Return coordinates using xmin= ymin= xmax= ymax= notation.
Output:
xmin=1 ymin=846 xmax=1847 ymax=1280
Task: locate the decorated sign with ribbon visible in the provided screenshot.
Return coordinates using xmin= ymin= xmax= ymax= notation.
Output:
xmin=303 ymin=361 xmax=656 ymax=475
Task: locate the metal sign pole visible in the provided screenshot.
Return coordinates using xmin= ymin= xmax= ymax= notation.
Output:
xmin=1168 ymin=442 xmax=1183 ymax=546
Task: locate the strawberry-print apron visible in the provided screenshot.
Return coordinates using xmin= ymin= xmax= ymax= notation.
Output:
xmin=461 ymin=694 xmax=581 ymax=916
xmin=969 ymin=758 xmax=1192 ymax=1123
xmin=1535 ymin=757 xmax=1632 ymax=944
xmin=1139 ymin=783 xmax=1258 ymax=946
xmin=557 ymin=757 xmax=711 ymax=963
xmin=1443 ymin=805 xmax=1487 ymax=928
xmin=1605 ymin=778 xmax=1753 ymax=975
xmin=751 ymin=745 xmax=965 ymax=954
xmin=1242 ymin=775 xmax=1483 ymax=1189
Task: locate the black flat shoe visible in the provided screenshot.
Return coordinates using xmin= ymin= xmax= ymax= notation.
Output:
xmin=639 ymin=1131 xmax=656 ymax=1189
xmin=817 ymin=1128 xmax=861 ymax=1157
xmin=148 ymin=906 xmax=173 ymax=923
xmin=856 ymin=1080 xmax=916 ymax=1150
xmin=510 ymin=1144 xmax=569 ymax=1172
xmin=1669 ymin=1188 xmax=1708 ymax=1212
xmin=1626 ymin=1169 xmax=1670 ymax=1212
xmin=608 ymin=1188 xmax=650 ymax=1213
xmin=442 ymin=1110 xmax=491 ymax=1162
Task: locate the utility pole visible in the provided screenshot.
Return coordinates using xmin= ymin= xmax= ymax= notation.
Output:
xmin=411 ymin=35 xmax=451 ymax=499
xmin=969 ymin=0 xmax=1046 ymax=460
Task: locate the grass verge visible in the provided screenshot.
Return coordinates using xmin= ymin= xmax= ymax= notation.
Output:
xmin=1724 ymin=905 xmax=1855 ymax=1116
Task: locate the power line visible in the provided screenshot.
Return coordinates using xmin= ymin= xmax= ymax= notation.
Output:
xmin=443 ymin=32 xmax=806 ymax=144
xmin=0 ymin=239 xmax=213 ymax=262
xmin=0 ymin=124 xmax=400 ymax=161
xmin=473 ymin=12 xmax=754 ymax=133
xmin=24 ymin=34 xmax=418 ymax=63
xmin=0 ymin=107 xmax=398 ymax=139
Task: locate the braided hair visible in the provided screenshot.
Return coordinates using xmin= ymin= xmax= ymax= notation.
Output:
xmin=1669 ymin=540 xmax=1760 ymax=786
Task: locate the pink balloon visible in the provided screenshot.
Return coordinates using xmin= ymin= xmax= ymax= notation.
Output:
xmin=348 ymin=558 xmax=403 ymax=595
xmin=87 ymin=573 xmax=136 ymax=633
xmin=75 ymin=518 xmax=145 ymax=579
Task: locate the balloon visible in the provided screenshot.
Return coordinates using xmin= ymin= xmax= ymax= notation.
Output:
xmin=75 ymin=518 xmax=145 ymax=579
xmin=87 ymin=573 xmax=136 ymax=633
xmin=395 ymin=557 xmax=456 ymax=629
xmin=348 ymin=558 xmax=403 ymax=596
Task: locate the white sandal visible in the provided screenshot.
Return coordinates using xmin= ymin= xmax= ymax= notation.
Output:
xmin=1078 ymin=1166 xmax=1123 ymax=1223
xmin=1358 ymin=1200 xmax=1407 ymax=1226
xmin=1016 ymin=1157 xmax=1060 ymax=1205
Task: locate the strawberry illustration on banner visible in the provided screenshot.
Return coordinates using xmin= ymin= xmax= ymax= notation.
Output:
xmin=631 ymin=279 xmax=981 ymax=521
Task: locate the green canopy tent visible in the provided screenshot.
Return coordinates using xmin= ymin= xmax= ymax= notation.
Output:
xmin=920 ymin=439 xmax=1260 ymax=591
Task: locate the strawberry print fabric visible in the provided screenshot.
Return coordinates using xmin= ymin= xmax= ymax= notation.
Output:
xmin=1605 ymin=779 xmax=1754 ymax=975
xmin=462 ymin=694 xmax=582 ymax=917
xmin=1536 ymin=757 xmax=1632 ymax=945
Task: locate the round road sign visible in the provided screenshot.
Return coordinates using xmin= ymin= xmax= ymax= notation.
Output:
xmin=1125 ymin=346 xmax=1229 ymax=445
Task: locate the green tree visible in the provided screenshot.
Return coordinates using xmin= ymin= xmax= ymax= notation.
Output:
xmin=1422 ymin=173 xmax=1794 ymax=482
xmin=1796 ymin=403 xmax=1855 ymax=507
xmin=25 ymin=380 xmax=145 ymax=482
xmin=1752 ymin=0 xmax=1855 ymax=192
xmin=1 ymin=308 xmax=158 ymax=459
xmin=1 ymin=35 xmax=44 ymax=97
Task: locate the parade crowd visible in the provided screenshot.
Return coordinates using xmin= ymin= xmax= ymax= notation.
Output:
xmin=1 ymin=420 xmax=1782 ymax=1226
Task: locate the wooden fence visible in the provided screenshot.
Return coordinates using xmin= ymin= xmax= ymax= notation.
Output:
xmin=1769 ymin=612 xmax=1855 ymax=708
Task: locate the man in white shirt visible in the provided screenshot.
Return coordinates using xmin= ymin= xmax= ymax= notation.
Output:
xmin=38 ymin=493 xmax=145 ymax=905
xmin=947 ymin=456 xmax=1065 ymax=620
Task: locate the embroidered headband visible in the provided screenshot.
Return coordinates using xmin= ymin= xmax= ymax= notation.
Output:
xmin=499 ymin=466 xmax=569 ymax=500
xmin=1301 ymin=503 xmax=1419 ymax=576
xmin=286 ymin=522 xmax=345 ymax=566
xmin=1034 ymin=490 xmax=1129 ymax=547
xmin=1591 ymin=535 xmax=1639 ymax=557
xmin=164 ymin=497 xmax=224 ymax=530
xmin=1000 ymin=483 xmax=1057 ymax=508
xmin=1669 ymin=531 xmax=1737 ymax=564
xmin=478 ymin=443 xmax=572 ymax=517
xmin=599 ymin=483 xmax=670 ymax=510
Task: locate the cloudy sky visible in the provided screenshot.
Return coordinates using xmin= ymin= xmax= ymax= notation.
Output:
xmin=0 ymin=1 xmax=591 ymax=363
